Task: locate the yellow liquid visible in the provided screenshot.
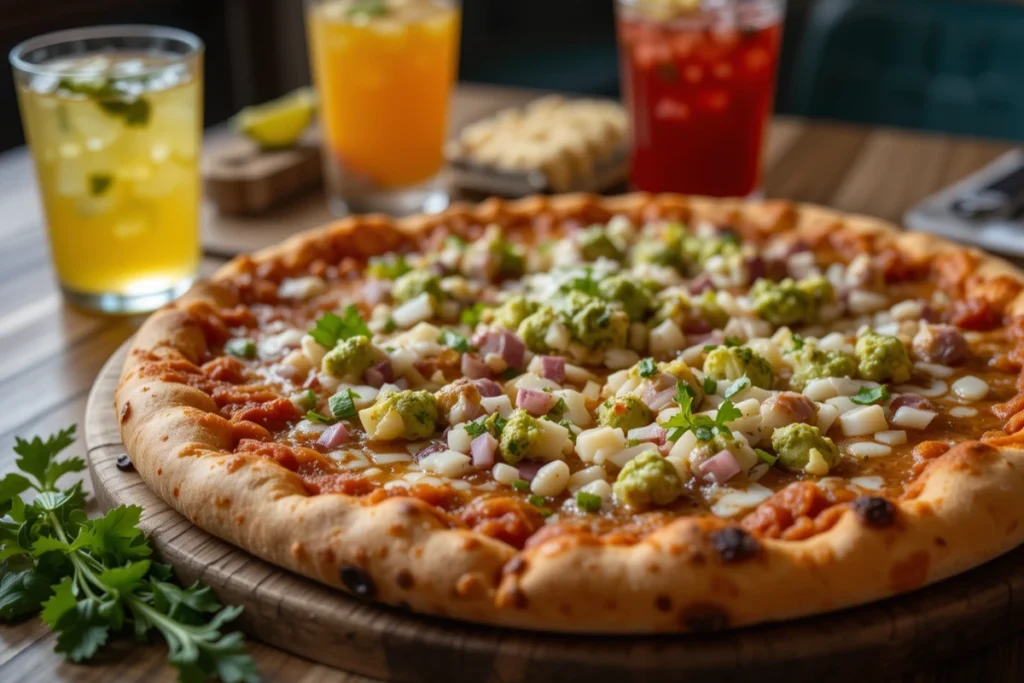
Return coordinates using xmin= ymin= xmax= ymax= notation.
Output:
xmin=17 ymin=56 xmax=202 ymax=296
xmin=308 ymin=0 xmax=460 ymax=189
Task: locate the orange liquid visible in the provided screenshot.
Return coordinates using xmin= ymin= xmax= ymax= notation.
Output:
xmin=307 ymin=1 xmax=460 ymax=189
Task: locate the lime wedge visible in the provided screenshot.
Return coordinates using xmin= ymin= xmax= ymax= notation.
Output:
xmin=234 ymin=88 xmax=316 ymax=149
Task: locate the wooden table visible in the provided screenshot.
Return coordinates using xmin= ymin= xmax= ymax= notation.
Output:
xmin=0 ymin=83 xmax=1019 ymax=683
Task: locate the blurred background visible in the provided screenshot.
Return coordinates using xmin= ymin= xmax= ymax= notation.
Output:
xmin=2 ymin=0 xmax=1023 ymax=153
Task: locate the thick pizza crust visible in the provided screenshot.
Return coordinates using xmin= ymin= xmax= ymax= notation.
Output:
xmin=116 ymin=193 xmax=1024 ymax=632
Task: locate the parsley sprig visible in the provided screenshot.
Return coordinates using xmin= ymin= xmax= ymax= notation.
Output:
xmin=662 ymin=382 xmax=742 ymax=442
xmin=0 ymin=426 xmax=258 ymax=682
xmin=851 ymin=385 xmax=890 ymax=405
xmin=308 ymin=305 xmax=371 ymax=349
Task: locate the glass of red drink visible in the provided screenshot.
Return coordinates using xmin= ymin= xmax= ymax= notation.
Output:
xmin=615 ymin=0 xmax=784 ymax=197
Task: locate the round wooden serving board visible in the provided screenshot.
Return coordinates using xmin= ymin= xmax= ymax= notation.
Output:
xmin=86 ymin=341 xmax=1024 ymax=683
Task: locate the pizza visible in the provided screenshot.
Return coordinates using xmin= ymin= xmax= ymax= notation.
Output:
xmin=116 ymin=193 xmax=1024 ymax=633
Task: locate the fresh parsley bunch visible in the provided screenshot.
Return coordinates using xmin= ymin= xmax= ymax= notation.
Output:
xmin=0 ymin=426 xmax=259 ymax=683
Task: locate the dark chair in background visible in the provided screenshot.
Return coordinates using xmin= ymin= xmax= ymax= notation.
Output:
xmin=790 ymin=0 xmax=1024 ymax=141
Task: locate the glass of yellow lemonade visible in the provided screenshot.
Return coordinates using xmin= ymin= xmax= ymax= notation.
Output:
xmin=306 ymin=0 xmax=460 ymax=216
xmin=10 ymin=26 xmax=203 ymax=314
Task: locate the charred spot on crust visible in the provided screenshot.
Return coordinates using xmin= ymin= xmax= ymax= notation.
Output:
xmin=654 ymin=594 xmax=673 ymax=612
xmin=395 ymin=569 xmax=415 ymax=589
xmin=115 ymin=454 xmax=135 ymax=471
xmin=508 ymin=587 xmax=529 ymax=609
xmin=120 ymin=401 xmax=132 ymax=424
xmin=340 ymin=565 xmax=377 ymax=599
xmin=710 ymin=527 xmax=761 ymax=562
xmin=679 ymin=602 xmax=729 ymax=632
xmin=852 ymin=496 xmax=897 ymax=528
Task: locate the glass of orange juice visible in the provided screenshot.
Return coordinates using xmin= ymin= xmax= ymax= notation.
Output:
xmin=306 ymin=0 xmax=460 ymax=216
xmin=10 ymin=26 xmax=203 ymax=314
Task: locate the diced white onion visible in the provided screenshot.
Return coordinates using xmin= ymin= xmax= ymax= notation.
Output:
xmin=846 ymin=441 xmax=892 ymax=458
xmin=848 ymin=290 xmax=888 ymax=314
xmin=391 ymin=293 xmax=434 ymax=328
xmin=951 ymin=375 xmax=989 ymax=402
xmin=582 ymin=381 xmax=602 ymax=400
xmin=545 ymin=322 xmax=571 ymax=351
xmin=915 ymin=362 xmax=954 ymax=379
xmin=576 ymin=427 xmax=626 ymax=464
xmin=606 ymin=444 xmax=657 ymax=469
xmin=481 ymin=395 xmax=514 ymax=417
xmin=895 ymin=380 xmax=948 ymax=398
xmin=649 ymin=319 xmax=686 ymax=358
xmin=605 ymin=348 xmax=640 ymax=370
xmin=301 ymin=334 xmax=328 ymax=365
xmin=803 ymin=378 xmax=839 ymax=402
xmin=531 ymin=460 xmax=571 ymax=497
xmin=578 ymin=479 xmax=612 ymax=504
xmin=889 ymin=300 xmax=922 ymax=321
xmin=817 ymin=332 xmax=855 ymax=354
xmin=710 ymin=483 xmax=773 ymax=517
xmin=851 ymin=475 xmax=884 ymax=491
xmin=874 ymin=429 xmax=907 ymax=445
xmin=278 ymin=276 xmax=326 ymax=300
xmin=447 ymin=427 xmax=472 ymax=454
xmin=950 ymin=406 xmax=977 ymax=418
xmin=534 ymin=419 xmax=570 ymax=460
xmin=419 ymin=450 xmax=473 ymax=478
xmin=555 ymin=389 xmax=591 ymax=427
xmin=492 ymin=462 xmax=520 ymax=485
xmin=568 ymin=465 xmax=608 ymax=492
xmin=372 ymin=452 xmax=414 ymax=465
xmin=839 ymin=405 xmax=888 ymax=437
xmin=816 ymin=403 xmax=841 ymax=434
xmin=891 ymin=406 xmax=937 ymax=430
xmin=827 ymin=396 xmax=861 ymax=415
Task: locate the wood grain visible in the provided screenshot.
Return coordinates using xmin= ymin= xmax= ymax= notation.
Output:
xmin=3 ymin=84 xmax=1024 ymax=681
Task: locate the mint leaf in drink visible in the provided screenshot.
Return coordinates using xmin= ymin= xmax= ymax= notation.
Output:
xmin=348 ymin=0 xmax=389 ymax=19
xmin=88 ymin=174 xmax=113 ymax=196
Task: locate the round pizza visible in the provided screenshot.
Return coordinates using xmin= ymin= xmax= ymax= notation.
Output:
xmin=116 ymin=193 xmax=1024 ymax=633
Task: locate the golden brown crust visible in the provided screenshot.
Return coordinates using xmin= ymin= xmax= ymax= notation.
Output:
xmin=117 ymin=193 xmax=1024 ymax=632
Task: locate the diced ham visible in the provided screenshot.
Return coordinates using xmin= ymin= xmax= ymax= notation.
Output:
xmin=461 ymin=353 xmax=491 ymax=379
xmin=696 ymin=450 xmax=742 ymax=484
xmin=516 ymin=388 xmax=557 ymax=416
xmin=470 ymin=433 xmax=498 ymax=469
xmin=889 ymin=394 xmax=934 ymax=413
xmin=365 ymin=360 xmax=394 ymax=388
xmin=540 ymin=356 xmax=566 ymax=383
xmin=317 ymin=423 xmax=350 ymax=449
xmin=475 ymin=330 xmax=526 ymax=369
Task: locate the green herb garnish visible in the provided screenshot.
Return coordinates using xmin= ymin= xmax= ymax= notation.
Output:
xmin=303 ymin=389 xmax=317 ymax=409
xmin=347 ymin=0 xmax=388 ymax=18
xmin=662 ymin=382 xmax=741 ymax=442
xmin=576 ymin=491 xmax=602 ymax=513
xmin=460 ymin=303 xmax=487 ymax=327
xmin=464 ymin=422 xmax=487 ymax=438
xmin=723 ymin=376 xmax=750 ymax=400
xmin=224 ymin=338 xmax=256 ymax=359
xmin=438 ymin=328 xmax=472 ymax=353
xmin=512 ymin=479 xmax=530 ymax=492
xmin=306 ymin=410 xmax=334 ymax=424
xmin=565 ymin=267 xmax=600 ymax=297
xmin=638 ymin=358 xmax=656 ymax=378
xmin=0 ymin=426 xmax=256 ymax=681
xmin=755 ymin=448 xmax=778 ymax=465
xmin=309 ymin=305 xmax=371 ymax=349
xmin=366 ymin=253 xmax=410 ymax=280
xmin=527 ymin=495 xmax=546 ymax=507
xmin=328 ymin=389 xmax=360 ymax=420
xmin=703 ymin=376 xmax=718 ymax=395
xmin=723 ymin=336 xmax=743 ymax=347
xmin=851 ymin=385 xmax=890 ymax=405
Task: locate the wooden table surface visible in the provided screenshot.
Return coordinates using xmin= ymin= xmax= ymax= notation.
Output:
xmin=0 ymin=83 xmax=1020 ymax=683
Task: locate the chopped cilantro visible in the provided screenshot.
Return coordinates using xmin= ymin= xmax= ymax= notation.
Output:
xmin=791 ymin=336 xmax=805 ymax=351
xmin=438 ymin=328 xmax=473 ymax=352
xmin=366 ymin=253 xmax=411 ymax=280
xmin=703 ymin=376 xmax=718 ymax=395
xmin=493 ymin=416 xmax=509 ymax=432
xmin=460 ymin=302 xmax=487 ymax=327
xmin=328 ymin=389 xmax=360 ymax=420
xmin=464 ymin=422 xmax=487 ymax=437
xmin=638 ymin=357 xmax=656 ymax=378
xmin=565 ymin=267 xmax=600 ymax=297
xmin=527 ymin=495 xmax=546 ymax=507
xmin=755 ymin=448 xmax=778 ymax=465
xmin=512 ymin=479 xmax=530 ymax=492
xmin=723 ymin=377 xmax=751 ymax=400
xmin=347 ymin=0 xmax=388 ymax=18
xmin=703 ymin=344 xmax=718 ymax=352
xmin=723 ymin=336 xmax=743 ymax=347
xmin=382 ymin=317 xmax=397 ymax=333
xmin=662 ymin=382 xmax=740 ymax=442
xmin=306 ymin=410 xmax=334 ymax=424
xmin=308 ymin=305 xmax=371 ymax=349
xmin=576 ymin=491 xmax=603 ymax=513
xmin=851 ymin=385 xmax=890 ymax=405
xmin=500 ymin=367 xmax=521 ymax=381
xmin=224 ymin=338 xmax=256 ymax=359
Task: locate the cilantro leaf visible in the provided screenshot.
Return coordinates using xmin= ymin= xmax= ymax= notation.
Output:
xmin=512 ymin=479 xmax=530 ymax=492
xmin=366 ymin=253 xmax=410 ymax=280
xmin=438 ymin=328 xmax=473 ymax=353
xmin=851 ymin=385 xmax=890 ymax=405
xmin=723 ymin=377 xmax=750 ymax=400
xmin=464 ymin=422 xmax=487 ymax=438
xmin=703 ymin=376 xmax=718 ymax=395
xmin=576 ymin=491 xmax=602 ymax=513
xmin=723 ymin=336 xmax=743 ymax=347
xmin=302 ymin=389 xmax=317 ymax=410
xmin=14 ymin=425 xmax=77 ymax=489
xmin=637 ymin=358 xmax=656 ymax=378
xmin=328 ymin=389 xmax=359 ymax=420
xmin=714 ymin=400 xmax=742 ymax=432
xmin=564 ymin=267 xmax=600 ymax=297
xmin=460 ymin=303 xmax=487 ymax=327
xmin=527 ymin=495 xmax=546 ymax=507
xmin=308 ymin=305 xmax=371 ymax=349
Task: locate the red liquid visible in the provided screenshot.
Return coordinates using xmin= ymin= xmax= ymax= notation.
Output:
xmin=617 ymin=9 xmax=782 ymax=197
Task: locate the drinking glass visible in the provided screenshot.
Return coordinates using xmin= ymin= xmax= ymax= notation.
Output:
xmin=615 ymin=0 xmax=784 ymax=197
xmin=10 ymin=25 xmax=204 ymax=314
xmin=305 ymin=0 xmax=460 ymax=216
